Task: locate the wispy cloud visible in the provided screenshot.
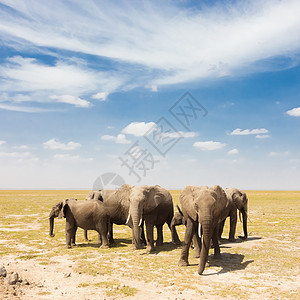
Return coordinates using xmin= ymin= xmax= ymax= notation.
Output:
xmin=194 ymin=141 xmax=226 ymax=151
xmin=92 ymin=92 xmax=109 ymax=101
xmin=269 ymin=151 xmax=290 ymax=157
xmin=229 ymin=128 xmax=269 ymax=136
xmin=43 ymin=138 xmax=81 ymax=150
xmin=13 ymin=145 xmax=30 ymax=150
xmin=101 ymin=134 xmax=131 ymax=144
xmin=0 ymin=0 xmax=299 ymax=98
xmin=0 ymin=150 xmax=38 ymax=163
xmin=256 ymin=134 xmax=270 ymax=139
xmin=161 ymin=131 xmax=198 ymax=138
xmin=228 ymin=148 xmax=239 ymax=155
xmin=0 ymin=103 xmax=52 ymax=112
xmin=53 ymin=154 xmax=93 ymax=162
xmin=286 ymin=107 xmax=300 ymax=117
xmin=50 ymin=95 xmax=90 ymax=108
xmin=0 ymin=140 xmax=6 ymax=146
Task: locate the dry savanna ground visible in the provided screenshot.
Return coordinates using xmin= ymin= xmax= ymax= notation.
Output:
xmin=0 ymin=190 xmax=299 ymax=299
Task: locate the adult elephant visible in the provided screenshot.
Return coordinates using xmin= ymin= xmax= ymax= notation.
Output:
xmin=218 ymin=188 xmax=248 ymax=241
xmin=49 ymin=199 xmax=110 ymax=248
xmin=129 ymin=185 xmax=181 ymax=252
xmin=86 ymin=185 xmax=146 ymax=245
xmin=178 ymin=185 xmax=228 ymax=275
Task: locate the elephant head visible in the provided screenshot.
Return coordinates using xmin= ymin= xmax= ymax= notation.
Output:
xmin=86 ymin=190 xmax=102 ymax=201
xmin=171 ymin=205 xmax=186 ymax=227
xmin=49 ymin=199 xmax=74 ymax=237
xmin=226 ymin=188 xmax=248 ymax=239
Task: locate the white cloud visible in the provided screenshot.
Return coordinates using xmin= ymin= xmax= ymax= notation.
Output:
xmin=53 ymin=154 xmax=93 ymax=162
xmin=101 ymin=134 xmax=131 ymax=144
xmin=194 ymin=141 xmax=226 ymax=151
xmin=269 ymin=151 xmax=290 ymax=157
xmin=228 ymin=149 xmax=239 ymax=155
xmin=0 ymin=103 xmax=52 ymax=113
xmin=0 ymin=140 xmax=6 ymax=146
xmin=256 ymin=134 xmax=270 ymax=139
xmin=122 ymin=122 xmax=157 ymax=137
xmin=151 ymin=85 xmax=158 ymax=92
xmin=0 ymin=151 xmax=32 ymax=158
xmin=161 ymin=131 xmax=197 ymax=138
xmin=13 ymin=145 xmax=30 ymax=150
xmin=0 ymin=0 xmax=299 ymax=90
xmin=92 ymin=92 xmax=109 ymax=101
xmin=229 ymin=128 xmax=269 ymax=136
xmin=0 ymin=56 xmax=123 ymax=108
xmin=50 ymin=95 xmax=90 ymax=108
xmin=0 ymin=150 xmax=38 ymax=163
xmin=43 ymin=138 xmax=81 ymax=150
xmin=286 ymin=107 xmax=300 ymax=117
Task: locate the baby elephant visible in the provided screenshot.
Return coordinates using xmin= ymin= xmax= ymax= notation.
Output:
xmin=49 ymin=199 xmax=110 ymax=249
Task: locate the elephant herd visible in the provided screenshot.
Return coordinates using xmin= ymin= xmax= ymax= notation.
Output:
xmin=49 ymin=184 xmax=248 ymax=275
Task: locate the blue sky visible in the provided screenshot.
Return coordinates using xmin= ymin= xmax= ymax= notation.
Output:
xmin=0 ymin=0 xmax=299 ymax=189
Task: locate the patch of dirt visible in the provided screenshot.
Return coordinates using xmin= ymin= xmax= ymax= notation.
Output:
xmin=0 ymin=235 xmax=299 ymax=300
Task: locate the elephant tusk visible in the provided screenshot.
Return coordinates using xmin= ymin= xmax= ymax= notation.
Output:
xmin=239 ymin=210 xmax=242 ymax=223
xmin=198 ymin=223 xmax=202 ymax=238
xmin=125 ymin=213 xmax=131 ymax=225
xmin=138 ymin=218 xmax=143 ymax=227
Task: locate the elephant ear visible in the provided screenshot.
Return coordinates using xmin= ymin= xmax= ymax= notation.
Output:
xmin=232 ymin=189 xmax=248 ymax=211
xmin=58 ymin=199 xmax=68 ymax=219
xmin=210 ymin=185 xmax=228 ymax=208
xmin=180 ymin=186 xmax=198 ymax=221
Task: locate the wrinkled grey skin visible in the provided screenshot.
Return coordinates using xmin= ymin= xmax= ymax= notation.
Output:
xmin=85 ymin=185 xmax=146 ymax=246
xmin=218 ymin=188 xmax=248 ymax=242
xmin=178 ymin=185 xmax=228 ymax=275
xmin=49 ymin=199 xmax=110 ymax=249
xmin=130 ymin=185 xmax=181 ymax=253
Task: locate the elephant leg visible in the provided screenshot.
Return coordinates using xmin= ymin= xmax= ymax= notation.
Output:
xmin=178 ymin=218 xmax=196 ymax=266
xmin=96 ymin=233 xmax=102 ymax=245
xmin=140 ymin=221 xmax=146 ymax=246
xmin=218 ymin=219 xmax=226 ymax=240
xmin=71 ymin=226 xmax=77 ymax=246
xmin=145 ymin=222 xmax=155 ymax=253
xmin=212 ymin=227 xmax=221 ymax=259
xmin=98 ymin=224 xmax=109 ymax=249
xmin=155 ymin=224 xmax=163 ymax=246
xmin=168 ymin=222 xmax=181 ymax=245
xmin=193 ymin=232 xmax=201 ymax=258
xmin=65 ymin=221 xmax=73 ymax=248
xmin=84 ymin=230 xmax=90 ymax=242
xmin=107 ymin=223 xmax=114 ymax=245
xmin=229 ymin=209 xmax=237 ymax=242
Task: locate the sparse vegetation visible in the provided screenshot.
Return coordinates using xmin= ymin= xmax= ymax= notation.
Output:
xmin=0 ymin=190 xmax=299 ymax=298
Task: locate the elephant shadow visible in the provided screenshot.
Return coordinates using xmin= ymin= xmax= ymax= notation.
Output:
xmin=76 ymin=238 xmax=132 ymax=249
xmin=220 ymin=236 xmax=262 ymax=246
xmin=204 ymin=253 xmax=254 ymax=275
xmin=140 ymin=242 xmax=182 ymax=255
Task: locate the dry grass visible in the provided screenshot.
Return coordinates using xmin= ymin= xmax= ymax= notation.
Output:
xmin=0 ymin=190 xmax=300 ymax=299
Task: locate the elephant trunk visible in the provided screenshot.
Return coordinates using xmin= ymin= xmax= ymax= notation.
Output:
xmin=198 ymin=219 xmax=212 ymax=275
xmin=242 ymin=209 xmax=248 ymax=239
xmin=131 ymin=209 xmax=143 ymax=249
xmin=49 ymin=217 xmax=55 ymax=237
